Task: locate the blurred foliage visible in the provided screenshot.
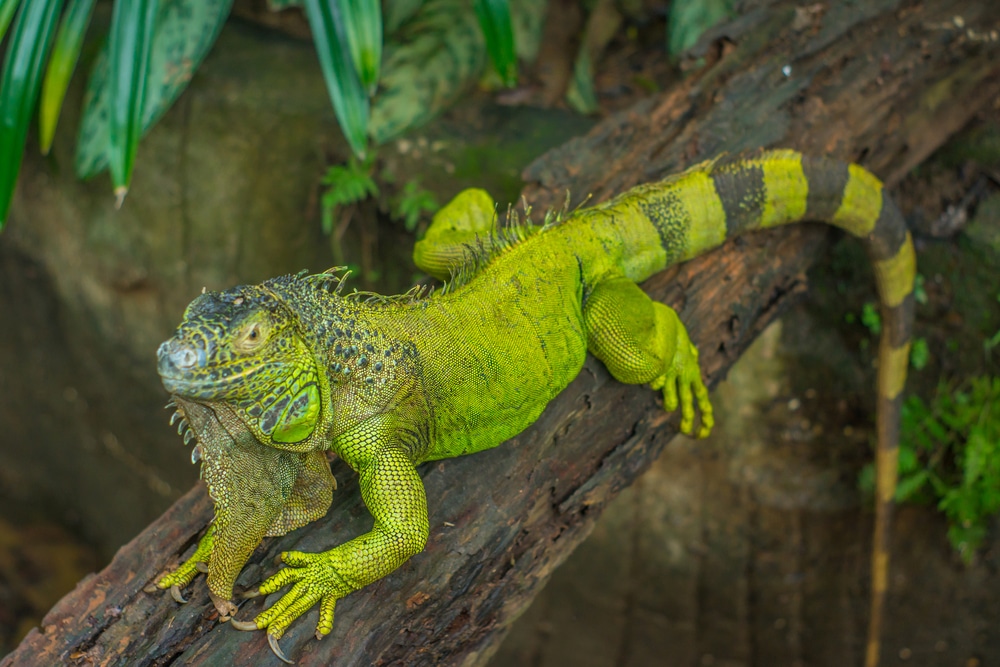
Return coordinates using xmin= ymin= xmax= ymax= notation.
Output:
xmin=0 ymin=0 xmax=747 ymax=230
xmin=0 ymin=0 xmax=520 ymax=227
xmin=320 ymin=155 xmax=378 ymax=236
xmin=392 ymin=179 xmax=439 ymax=232
xmin=861 ymin=377 xmax=1000 ymax=562
xmin=667 ymin=0 xmax=733 ymax=57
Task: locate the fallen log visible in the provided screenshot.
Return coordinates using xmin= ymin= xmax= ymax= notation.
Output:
xmin=5 ymin=0 xmax=999 ymax=665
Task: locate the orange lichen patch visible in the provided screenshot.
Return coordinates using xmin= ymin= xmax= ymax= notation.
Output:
xmin=406 ymin=591 xmax=430 ymax=609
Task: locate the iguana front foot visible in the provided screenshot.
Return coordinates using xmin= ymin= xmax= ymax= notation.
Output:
xmin=231 ymin=549 xmax=352 ymax=664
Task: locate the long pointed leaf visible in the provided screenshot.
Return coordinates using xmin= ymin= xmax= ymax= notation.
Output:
xmin=473 ymin=0 xmax=516 ymax=86
xmin=39 ymin=0 xmax=96 ymax=154
xmin=75 ymin=0 xmax=235 ymax=180
xmin=0 ymin=0 xmax=64 ymax=230
xmin=339 ymin=0 xmax=382 ymax=95
xmin=107 ymin=0 xmax=159 ymax=205
xmin=0 ymin=0 xmax=20 ymax=43
xmin=303 ymin=0 xmax=369 ymax=158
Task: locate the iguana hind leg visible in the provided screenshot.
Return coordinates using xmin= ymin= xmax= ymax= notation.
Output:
xmin=584 ymin=275 xmax=714 ymax=437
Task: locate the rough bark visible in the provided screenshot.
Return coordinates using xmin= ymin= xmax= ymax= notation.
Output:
xmin=5 ymin=0 xmax=999 ymax=665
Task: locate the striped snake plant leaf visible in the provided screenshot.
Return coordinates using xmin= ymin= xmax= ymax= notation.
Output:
xmin=0 ymin=0 xmax=64 ymax=230
xmin=107 ymin=0 xmax=159 ymax=205
xmin=302 ymin=0 xmax=369 ymax=158
xmin=39 ymin=0 xmax=96 ymax=155
xmin=472 ymin=0 xmax=516 ymax=86
xmin=371 ymin=0 xmax=542 ymax=143
xmin=75 ymin=0 xmax=234 ymax=181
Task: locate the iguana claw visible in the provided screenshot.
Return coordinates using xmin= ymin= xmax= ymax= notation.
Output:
xmin=209 ymin=591 xmax=238 ymax=620
xmin=230 ymin=618 xmax=260 ymax=631
xmin=169 ymin=585 xmax=187 ymax=604
xmin=268 ymin=633 xmax=294 ymax=665
xmin=232 ymin=616 xmax=293 ymax=664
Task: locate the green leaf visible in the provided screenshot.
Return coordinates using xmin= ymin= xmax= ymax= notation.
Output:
xmin=962 ymin=430 xmax=988 ymax=487
xmin=107 ymin=0 xmax=160 ymax=203
xmin=897 ymin=444 xmax=918 ymax=475
xmin=667 ymin=0 xmax=733 ymax=57
xmin=909 ymin=336 xmax=929 ymax=370
xmin=473 ymin=0 xmax=516 ymax=86
xmin=340 ymin=0 xmax=382 ymax=95
xmin=860 ymin=301 xmax=881 ymax=336
xmin=320 ymin=156 xmax=377 ymax=234
xmin=924 ymin=416 xmax=949 ymax=444
xmin=857 ymin=462 xmax=875 ymax=496
xmin=371 ymin=0 xmax=484 ymax=143
xmin=302 ymin=0 xmax=369 ymax=158
xmin=383 ymin=0 xmax=422 ymax=33
xmin=392 ymin=179 xmax=438 ymax=232
xmin=566 ymin=49 xmax=597 ymax=114
xmin=895 ymin=470 xmax=928 ymax=502
xmin=371 ymin=0 xmax=543 ymax=142
xmin=39 ymin=0 xmax=96 ymax=155
xmin=75 ymin=0 xmax=235 ymax=180
xmin=0 ymin=0 xmax=64 ymax=230
xmin=0 ymin=0 xmax=20 ymax=43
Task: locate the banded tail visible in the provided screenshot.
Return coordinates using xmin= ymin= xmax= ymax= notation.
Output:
xmin=604 ymin=149 xmax=914 ymax=667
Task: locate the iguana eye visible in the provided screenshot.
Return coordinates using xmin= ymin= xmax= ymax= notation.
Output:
xmin=235 ymin=320 xmax=268 ymax=353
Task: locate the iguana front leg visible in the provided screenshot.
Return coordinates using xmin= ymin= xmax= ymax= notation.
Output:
xmin=584 ymin=275 xmax=714 ymax=437
xmin=234 ymin=441 xmax=429 ymax=661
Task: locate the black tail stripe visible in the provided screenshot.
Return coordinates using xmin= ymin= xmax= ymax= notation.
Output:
xmin=800 ymin=155 xmax=849 ymax=221
xmin=712 ymin=163 xmax=766 ymax=236
xmin=883 ymin=295 xmax=914 ymax=349
xmin=868 ymin=197 xmax=908 ymax=261
xmin=638 ymin=193 xmax=687 ymax=266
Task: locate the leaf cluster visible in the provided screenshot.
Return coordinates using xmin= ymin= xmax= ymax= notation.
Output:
xmin=861 ymin=376 xmax=1000 ymax=562
xmin=0 ymin=0 xmax=519 ymax=229
xmin=320 ymin=156 xmax=439 ymax=235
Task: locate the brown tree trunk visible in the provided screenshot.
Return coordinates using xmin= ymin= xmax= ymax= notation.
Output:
xmin=5 ymin=0 xmax=999 ymax=665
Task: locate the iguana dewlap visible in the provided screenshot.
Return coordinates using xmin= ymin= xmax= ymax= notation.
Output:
xmin=151 ymin=149 xmax=913 ymax=667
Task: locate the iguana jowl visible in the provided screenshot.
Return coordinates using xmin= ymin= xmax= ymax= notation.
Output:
xmin=152 ymin=149 xmax=914 ymax=667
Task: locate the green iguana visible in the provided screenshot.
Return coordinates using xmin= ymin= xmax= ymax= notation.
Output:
xmin=150 ymin=149 xmax=914 ymax=667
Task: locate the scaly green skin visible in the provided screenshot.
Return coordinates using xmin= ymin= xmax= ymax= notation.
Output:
xmin=153 ymin=149 xmax=913 ymax=667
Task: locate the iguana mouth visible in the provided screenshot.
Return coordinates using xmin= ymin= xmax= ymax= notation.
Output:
xmin=157 ymin=338 xmax=278 ymax=399
xmin=159 ymin=370 xmax=263 ymax=398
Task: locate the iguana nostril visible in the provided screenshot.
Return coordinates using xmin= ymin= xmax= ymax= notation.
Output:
xmin=171 ymin=345 xmax=198 ymax=369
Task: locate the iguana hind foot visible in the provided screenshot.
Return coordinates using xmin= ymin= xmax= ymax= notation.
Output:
xmin=145 ymin=526 xmax=215 ymax=602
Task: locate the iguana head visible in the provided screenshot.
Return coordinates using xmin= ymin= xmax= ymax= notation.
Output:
xmin=158 ymin=284 xmax=323 ymax=447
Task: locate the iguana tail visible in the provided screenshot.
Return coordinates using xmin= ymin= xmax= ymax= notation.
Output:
xmin=601 ymin=149 xmax=913 ymax=667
